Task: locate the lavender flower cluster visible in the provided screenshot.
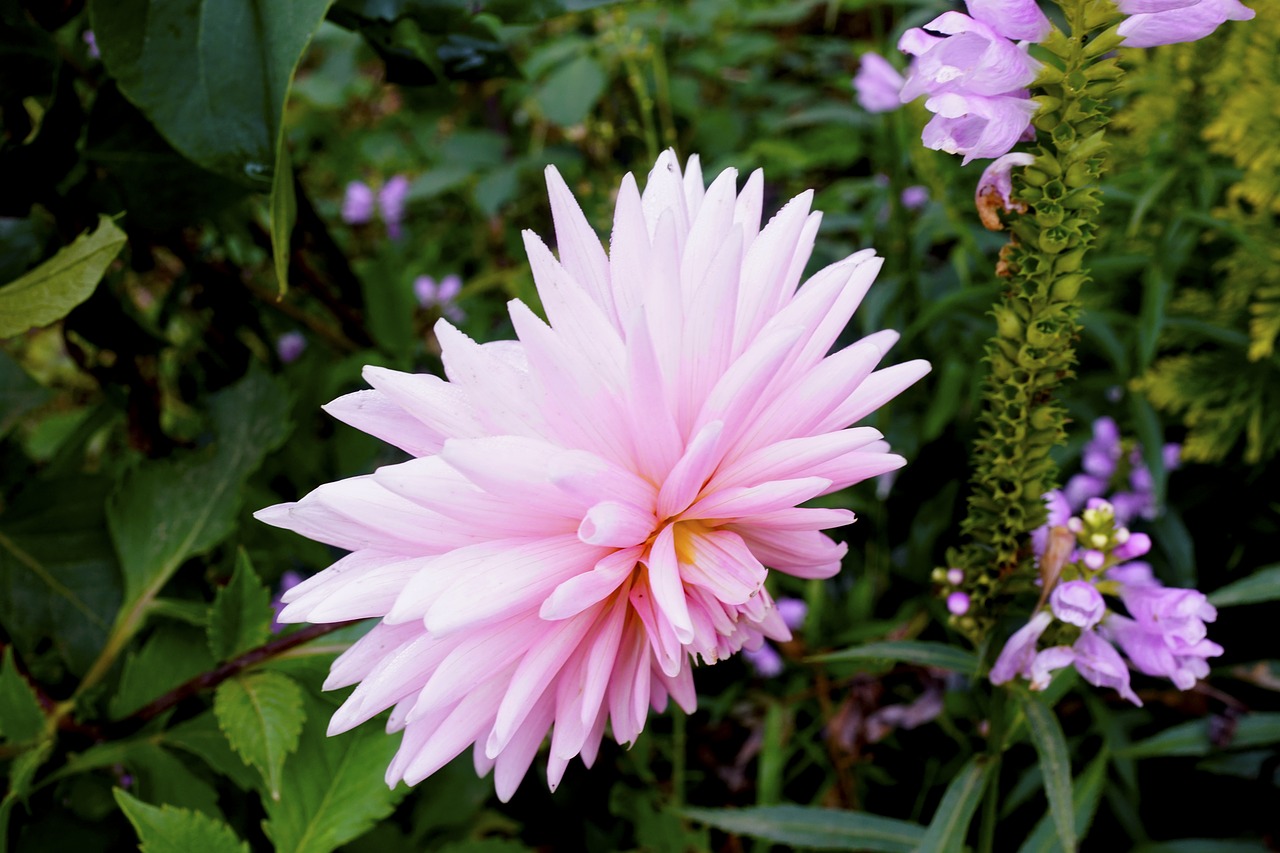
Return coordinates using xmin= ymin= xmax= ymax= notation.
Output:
xmin=853 ymin=0 xmax=1255 ymax=163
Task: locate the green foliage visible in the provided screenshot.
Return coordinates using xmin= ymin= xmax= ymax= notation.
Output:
xmin=684 ymin=805 xmax=925 ymax=851
xmin=0 ymin=216 xmax=126 ymax=338
xmin=214 ymin=671 xmax=306 ymax=801
xmin=1208 ymin=564 xmax=1280 ymax=608
xmin=0 ymin=647 xmax=44 ymax=743
xmin=917 ymin=756 xmax=993 ymax=853
xmin=114 ymin=789 xmax=249 ymax=853
xmin=1016 ymin=693 xmax=1075 ymax=853
xmin=808 ymin=640 xmax=979 ymax=673
xmin=207 ymin=551 xmax=274 ymax=662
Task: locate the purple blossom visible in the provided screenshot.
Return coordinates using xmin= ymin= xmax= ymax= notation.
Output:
xmin=1112 ymin=531 xmax=1151 ymax=562
xmin=921 ymin=92 xmax=1039 ymax=164
xmin=83 ymin=30 xmax=100 ymax=60
xmin=989 ymin=610 xmax=1053 ymax=685
xmin=853 ymin=52 xmax=906 ymax=113
xmin=775 ymin=598 xmax=808 ymax=631
xmin=1030 ymin=489 xmax=1072 ymax=559
xmin=975 ymin=152 xmax=1034 ymax=228
xmin=276 ymin=331 xmax=307 ymax=364
xmin=946 ymin=567 xmax=965 ymax=586
xmin=378 ymin=175 xmax=411 ymax=239
xmin=1050 ymin=580 xmax=1105 ymax=629
xmin=341 ymin=181 xmax=376 ymax=225
xmin=743 ymin=642 xmax=785 ymax=678
xmin=414 ymin=274 xmax=466 ymax=322
xmin=270 ymin=571 xmax=305 ymax=633
xmin=1071 ymin=629 xmax=1142 ymax=705
xmin=1117 ymin=0 xmax=1255 ymax=47
xmin=947 ymin=591 xmax=971 ymax=615
xmin=964 ymin=0 xmax=1053 ymax=41
xmin=901 ymin=185 xmax=930 ymax=210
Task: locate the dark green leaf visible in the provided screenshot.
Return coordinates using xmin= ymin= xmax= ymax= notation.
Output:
xmin=163 ymin=712 xmax=260 ymax=791
xmin=122 ymin=742 xmax=223 ymax=818
xmin=1122 ymin=713 xmax=1280 ymax=759
xmin=808 ymin=640 xmax=979 ymax=674
xmin=1017 ymin=749 xmax=1107 ymax=853
xmin=0 ymin=646 xmax=45 ymax=743
xmin=1134 ymin=841 xmax=1270 ymax=853
xmin=0 ymin=350 xmax=50 ymax=440
xmin=533 ymin=54 xmax=607 ymax=127
xmin=1016 ymin=693 xmax=1076 ymax=852
xmin=271 ymin=147 xmax=297 ymax=294
xmin=0 ymin=215 xmax=125 ymax=338
xmin=1209 ymin=565 xmax=1280 ymax=608
xmin=109 ymin=625 xmax=215 ymax=719
xmin=683 ymin=805 xmax=925 ymax=852
xmin=917 ymin=757 xmax=993 ymax=853
xmin=207 ymin=550 xmax=273 ymax=662
xmin=214 ymin=671 xmax=306 ymax=801
xmin=0 ymin=738 xmax=53 ymax=843
xmin=114 ymin=788 xmax=248 ymax=853
xmin=262 ymin=695 xmax=405 ymax=853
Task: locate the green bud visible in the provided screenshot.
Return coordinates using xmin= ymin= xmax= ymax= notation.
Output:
xmin=1039 ymin=227 xmax=1070 ymax=254
xmin=1052 ymin=124 xmax=1077 ymax=148
xmin=1022 ymin=167 xmax=1051 ymax=188
xmin=993 ymin=306 xmax=1023 ymax=339
xmin=1051 ymin=272 xmax=1087 ymax=301
xmin=1053 ymin=249 xmax=1087 ymax=274
xmin=1065 ymin=162 xmax=1094 ymax=188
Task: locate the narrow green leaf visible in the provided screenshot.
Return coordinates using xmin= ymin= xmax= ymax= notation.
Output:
xmin=1134 ymin=841 xmax=1270 ymax=853
xmin=1017 ymin=749 xmax=1107 ymax=853
xmin=0 ymin=647 xmax=45 ymax=743
xmin=683 ymin=805 xmax=925 ymax=852
xmin=917 ymin=757 xmax=994 ymax=853
xmin=1208 ymin=565 xmax=1280 ymax=608
xmin=1122 ymin=713 xmax=1280 ymax=759
xmin=271 ymin=145 xmax=297 ymax=295
xmin=809 ymin=640 xmax=979 ymax=674
xmin=213 ymin=671 xmax=305 ymax=801
xmin=114 ymin=788 xmax=249 ymax=853
xmin=262 ymin=695 xmax=406 ymax=853
xmin=756 ymin=701 xmax=787 ymax=806
xmin=207 ymin=550 xmax=273 ymax=662
xmin=0 ymin=216 xmax=125 ymax=338
xmin=1016 ymin=693 xmax=1076 ymax=852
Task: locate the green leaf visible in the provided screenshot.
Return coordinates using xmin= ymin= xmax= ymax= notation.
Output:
xmin=0 ymin=647 xmax=45 ymax=743
xmin=109 ymin=624 xmax=215 ymax=719
xmin=122 ymin=742 xmax=223 ymax=818
xmin=0 ymin=476 xmax=122 ymax=676
xmin=163 ymin=712 xmax=260 ymax=792
xmin=1122 ymin=713 xmax=1280 ymax=759
xmin=213 ymin=671 xmax=305 ymax=801
xmin=1209 ymin=565 xmax=1280 ymax=608
xmin=107 ymin=370 xmax=290 ymax=609
xmin=808 ymin=640 xmax=979 ymax=674
xmin=114 ymin=788 xmax=249 ymax=853
xmin=0 ymin=738 xmax=53 ymax=843
xmin=207 ymin=550 xmax=272 ymax=662
xmin=271 ymin=146 xmax=297 ymax=295
xmin=262 ymin=695 xmax=405 ymax=853
xmin=1017 ymin=748 xmax=1107 ymax=853
xmin=1016 ymin=693 xmax=1076 ymax=852
xmin=917 ymin=757 xmax=994 ymax=853
xmin=683 ymin=805 xmax=925 ymax=852
xmin=533 ymin=54 xmax=607 ymax=127
xmin=0 ymin=215 xmax=126 ymax=338
xmin=1134 ymin=841 xmax=1270 ymax=853
xmin=0 ymin=350 xmax=51 ymax=439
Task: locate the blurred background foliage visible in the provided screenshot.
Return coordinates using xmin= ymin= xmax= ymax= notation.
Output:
xmin=0 ymin=0 xmax=1276 ymax=850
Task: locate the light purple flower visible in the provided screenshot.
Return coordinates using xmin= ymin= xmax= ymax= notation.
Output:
xmin=1107 ymin=582 xmax=1222 ymax=690
xmin=271 ymin=570 xmax=306 ymax=633
xmin=743 ymin=642 xmax=785 ymax=678
xmin=1071 ymin=629 xmax=1142 ymax=705
xmin=975 ymin=152 xmax=1034 ymax=228
xmin=1030 ymin=489 xmax=1072 ymax=558
xmin=414 ymin=274 xmax=466 ymax=322
xmin=1163 ymin=443 xmax=1182 ymax=470
xmin=1050 ymin=580 xmax=1105 ymax=629
xmin=276 ymin=331 xmax=307 ymax=364
xmin=775 ymin=598 xmax=808 ymax=632
xmin=1118 ymin=0 xmax=1255 ymax=47
xmin=964 ymin=0 xmax=1053 ymax=42
xmin=899 ymin=14 xmax=1041 ymax=102
xmin=990 ymin=610 xmax=1053 ymax=684
xmin=1112 ymin=531 xmax=1151 ymax=562
xmin=921 ymin=92 xmax=1039 ymax=164
xmin=901 ymin=185 xmax=930 ymax=210
xmin=854 ymin=52 xmax=906 ymax=113
xmin=378 ymin=175 xmax=411 ymax=239
xmin=342 ymin=181 xmax=376 ymax=225
xmin=946 ymin=567 xmax=965 ymax=586
xmin=947 ymin=591 xmax=971 ymax=615
xmin=83 ymin=30 xmax=100 ymax=60
xmin=1029 ymin=645 xmax=1075 ymax=689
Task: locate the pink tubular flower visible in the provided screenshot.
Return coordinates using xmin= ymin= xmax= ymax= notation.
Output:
xmin=921 ymin=92 xmax=1039 ymax=165
xmin=379 ymin=175 xmax=411 ymax=239
xmin=853 ymin=52 xmax=906 ymax=113
xmin=964 ymin=0 xmax=1052 ymax=42
xmin=989 ymin=610 xmax=1053 ymax=684
xmin=342 ymin=181 xmax=376 ymax=225
xmin=1117 ymin=0 xmax=1255 ymax=47
xmin=257 ymin=151 xmax=929 ymax=800
xmin=1050 ymin=580 xmax=1105 ymax=629
xmin=975 ymin=151 xmax=1034 ymax=228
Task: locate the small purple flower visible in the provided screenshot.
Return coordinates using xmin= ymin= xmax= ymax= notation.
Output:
xmin=946 ymin=567 xmax=965 ymax=586
xmin=271 ymin=570 xmax=306 ymax=633
xmin=1112 ymin=531 xmax=1151 ymax=562
xmin=853 ymin=52 xmax=906 ymax=113
xmin=415 ymin=274 xmax=466 ymax=322
xmin=964 ymin=0 xmax=1053 ymax=42
xmin=990 ymin=610 xmax=1053 ymax=684
xmin=742 ymin=642 xmax=784 ymax=678
xmin=1030 ymin=489 xmax=1072 ymax=558
xmin=775 ymin=598 xmax=808 ymax=632
xmin=901 ymin=185 xmax=930 ymax=210
xmin=1071 ymin=629 xmax=1142 ymax=705
xmin=1117 ymin=0 xmax=1255 ymax=47
xmin=1050 ymin=580 xmax=1105 ymax=629
xmin=947 ymin=591 xmax=971 ymax=616
xmin=921 ymin=92 xmax=1040 ymax=164
xmin=975 ymin=152 xmax=1034 ymax=228
xmin=83 ymin=30 xmax=100 ymax=60
xmin=276 ymin=331 xmax=307 ymax=364
xmin=378 ymin=175 xmax=411 ymax=239
xmin=342 ymin=181 xmax=376 ymax=225
xmin=1029 ymin=645 xmax=1075 ymax=689
xmin=1163 ymin=443 xmax=1182 ymax=470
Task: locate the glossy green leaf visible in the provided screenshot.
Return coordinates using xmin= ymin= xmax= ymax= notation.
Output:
xmin=0 ymin=215 xmax=125 ymax=338
xmin=683 ymin=805 xmax=925 ymax=852
xmin=207 ymin=550 xmax=272 ymax=662
xmin=1208 ymin=565 xmax=1280 ymax=608
xmin=808 ymin=640 xmax=979 ymax=674
xmin=0 ymin=647 xmax=44 ymax=743
xmin=114 ymin=789 xmax=249 ymax=853
xmin=917 ymin=757 xmax=993 ymax=853
xmin=214 ymin=671 xmax=306 ymax=801
xmin=262 ymin=695 xmax=405 ymax=853
xmin=1017 ymin=749 xmax=1107 ymax=853
xmin=1016 ymin=692 xmax=1076 ymax=852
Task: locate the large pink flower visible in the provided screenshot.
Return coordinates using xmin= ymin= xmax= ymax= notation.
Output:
xmin=257 ymin=151 xmax=929 ymax=800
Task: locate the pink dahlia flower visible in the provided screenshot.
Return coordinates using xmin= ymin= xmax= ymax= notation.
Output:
xmin=257 ymin=151 xmax=929 ymax=800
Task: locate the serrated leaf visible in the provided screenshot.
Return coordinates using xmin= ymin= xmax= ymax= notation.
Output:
xmin=1017 ymin=749 xmax=1107 ymax=853
xmin=1016 ymin=693 xmax=1076 ymax=853
xmin=114 ymin=788 xmax=248 ymax=853
xmin=1209 ymin=565 xmax=1280 ymax=608
xmin=0 ymin=647 xmax=45 ymax=742
xmin=684 ymin=805 xmax=925 ymax=852
xmin=262 ymin=694 xmax=405 ymax=853
xmin=109 ymin=625 xmax=215 ymax=719
xmin=808 ymin=640 xmax=980 ymax=674
xmin=214 ymin=671 xmax=305 ymax=800
xmin=0 ymin=215 xmax=125 ymax=338
xmin=107 ymin=370 xmax=290 ymax=611
xmin=917 ymin=756 xmax=993 ymax=853
xmin=163 ymin=712 xmax=260 ymax=791
xmin=207 ymin=550 xmax=272 ymax=662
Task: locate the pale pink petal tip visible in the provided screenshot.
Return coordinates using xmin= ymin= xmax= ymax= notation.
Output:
xmin=255 ymin=151 xmax=929 ymax=800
